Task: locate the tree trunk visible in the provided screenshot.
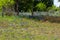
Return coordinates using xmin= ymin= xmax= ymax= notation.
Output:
xmin=31 ymin=8 xmax=34 ymax=16
xmin=2 ymin=6 xmax=5 ymax=17
xmin=31 ymin=0 xmax=34 ymax=16
xmin=14 ymin=0 xmax=19 ymax=16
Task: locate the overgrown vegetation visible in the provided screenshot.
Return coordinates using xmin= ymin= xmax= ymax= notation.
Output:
xmin=0 ymin=16 xmax=60 ymax=40
xmin=0 ymin=0 xmax=54 ymax=16
xmin=0 ymin=0 xmax=60 ymax=40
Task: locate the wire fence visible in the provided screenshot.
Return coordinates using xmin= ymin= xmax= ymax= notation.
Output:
xmin=19 ymin=11 xmax=60 ymax=17
xmin=0 ymin=11 xmax=60 ymax=17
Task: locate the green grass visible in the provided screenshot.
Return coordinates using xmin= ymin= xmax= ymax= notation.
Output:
xmin=0 ymin=16 xmax=60 ymax=40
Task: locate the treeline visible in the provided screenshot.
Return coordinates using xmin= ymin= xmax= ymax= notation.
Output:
xmin=14 ymin=0 xmax=53 ymax=12
xmin=0 ymin=0 xmax=59 ymax=16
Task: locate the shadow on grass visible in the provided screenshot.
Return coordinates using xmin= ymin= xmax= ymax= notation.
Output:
xmin=18 ymin=15 xmax=45 ymax=21
xmin=18 ymin=15 xmax=60 ymax=23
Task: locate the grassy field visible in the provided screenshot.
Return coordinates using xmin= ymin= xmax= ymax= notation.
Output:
xmin=0 ymin=16 xmax=60 ymax=40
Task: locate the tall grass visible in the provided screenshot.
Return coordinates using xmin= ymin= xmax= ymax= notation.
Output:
xmin=0 ymin=16 xmax=60 ymax=40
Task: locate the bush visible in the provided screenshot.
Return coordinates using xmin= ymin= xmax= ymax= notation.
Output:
xmin=5 ymin=12 xmax=13 ymax=16
xmin=36 ymin=2 xmax=46 ymax=11
xmin=47 ymin=5 xmax=60 ymax=11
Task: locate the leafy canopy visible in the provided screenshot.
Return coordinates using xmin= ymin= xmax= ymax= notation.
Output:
xmin=0 ymin=0 xmax=14 ymax=8
xmin=36 ymin=2 xmax=46 ymax=11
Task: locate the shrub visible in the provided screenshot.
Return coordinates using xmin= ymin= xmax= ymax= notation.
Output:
xmin=47 ymin=5 xmax=60 ymax=11
xmin=36 ymin=2 xmax=46 ymax=11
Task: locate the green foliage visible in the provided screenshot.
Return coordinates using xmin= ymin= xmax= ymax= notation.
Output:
xmin=0 ymin=0 xmax=14 ymax=9
xmin=47 ymin=5 xmax=60 ymax=11
xmin=0 ymin=0 xmax=53 ymax=12
xmin=47 ymin=6 xmax=54 ymax=11
xmin=18 ymin=0 xmax=34 ymax=12
xmin=0 ymin=0 xmax=15 ymax=16
xmin=14 ymin=0 xmax=53 ymax=12
xmin=40 ymin=0 xmax=53 ymax=7
xmin=36 ymin=2 xmax=46 ymax=11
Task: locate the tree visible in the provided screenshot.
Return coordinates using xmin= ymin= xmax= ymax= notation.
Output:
xmin=36 ymin=2 xmax=46 ymax=11
xmin=14 ymin=0 xmax=19 ymax=15
xmin=40 ymin=0 xmax=53 ymax=7
xmin=0 ymin=0 xmax=14 ymax=16
xmin=14 ymin=0 xmax=34 ymax=16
